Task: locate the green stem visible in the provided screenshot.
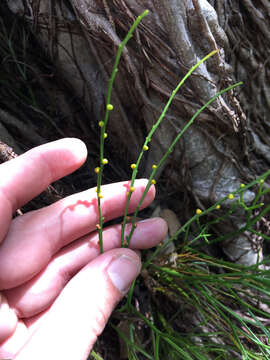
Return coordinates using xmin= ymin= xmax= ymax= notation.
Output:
xmin=126 ymin=82 xmax=243 ymax=246
xmin=121 ymin=49 xmax=219 ymax=246
xmin=96 ymin=10 xmax=149 ymax=253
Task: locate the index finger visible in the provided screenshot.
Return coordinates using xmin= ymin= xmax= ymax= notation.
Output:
xmin=0 ymin=138 xmax=87 ymax=241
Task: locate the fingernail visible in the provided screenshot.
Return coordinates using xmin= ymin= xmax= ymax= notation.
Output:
xmin=107 ymin=255 xmax=141 ymax=293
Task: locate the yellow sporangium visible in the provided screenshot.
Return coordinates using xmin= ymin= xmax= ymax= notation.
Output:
xmin=196 ymin=209 xmax=202 ymax=215
xmin=151 ymin=179 xmax=156 ymax=185
xmin=102 ymin=158 xmax=108 ymax=165
xmin=152 ymin=164 xmax=157 ymax=169
xmin=94 ymin=167 xmax=100 ymax=174
xmin=107 ymin=104 xmax=114 ymax=111
xmin=130 ymin=186 xmax=135 ymax=192
xmin=130 ymin=163 xmax=136 ymax=169
xmin=99 ymin=121 xmax=104 ymax=127
xmin=143 ymin=145 xmax=149 ymax=151
xmin=227 ymin=194 xmax=234 ymax=200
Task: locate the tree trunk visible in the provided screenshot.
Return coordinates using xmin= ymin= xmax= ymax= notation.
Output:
xmin=4 ymin=0 xmax=270 ymax=265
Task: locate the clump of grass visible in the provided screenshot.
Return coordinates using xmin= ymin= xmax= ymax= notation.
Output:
xmin=113 ymin=173 xmax=270 ymax=360
xmin=122 ymin=253 xmax=270 ymax=359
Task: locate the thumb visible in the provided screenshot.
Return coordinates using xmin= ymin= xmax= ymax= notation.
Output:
xmin=16 ymin=248 xmax=141 ymax=360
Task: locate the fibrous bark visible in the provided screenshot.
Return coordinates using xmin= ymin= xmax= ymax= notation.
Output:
xmin=4 ymin=0 xmax=270 ymax=266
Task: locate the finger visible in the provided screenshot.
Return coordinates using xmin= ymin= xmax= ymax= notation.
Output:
xmin=0 ymin=138 xmax=87 ymax=242
xmin=0 ymin=293 xmax=18 ymax=343
xmin=0 ymin=319 xmax=28 ymax=359
xmin=4 ymin=218 xmax=167 ymax=318
xmin=15 ymin=249 xmax=141 ymax=360
xmin=0 ymin=180 xmax=155 ymax=289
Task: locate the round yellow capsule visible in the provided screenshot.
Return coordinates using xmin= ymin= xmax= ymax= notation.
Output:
xmin=104 ymin=133 xmax=108 ymax=139
xmin=143 ymin=145 xmax=149 ymax=151
xmin=97 ymin=193 xmax=103 ymax=199
xmin=196 ymin=209 xmax=202 ymax=215
xmin=216 ymin=204 xmax=221 ymax=210
xmin=151 ymin=179 xmax=156 ymax=185
xmin=107 ymin=104 xmax=114 ymax=111
xmin=130 ymin=164 xmax=136 ymax=169
xmin=94 ymin=167 xmax=100 ymax=174
xmin=99 ymin=121 xmax=104 ymax=127
xmin=152 ymin=164 xmax=157 ymax=169
xmin=102 ymin=158 xmax=108 ymax=165
xmin=240 ymin=183 xmax=245 ymax=188
xmin=130 ymin=186 xmax=135 ymax=192
xmin=227 ymin=194 xmax=234 ymax=200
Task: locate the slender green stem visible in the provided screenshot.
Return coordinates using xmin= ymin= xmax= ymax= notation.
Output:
xmin=154 ymin=170 xmax=270 ymax=260
xmin=120 ymin=50 xmax=219 ymax=246
xmin=154 ymin=333 xmax=160 ymax=360
xmin=90 ymin=350 xmax=104 ymax=360
xmin=125 ymin=82 xmax=243 ymax=247
xmin=96 ymin=10 xmax=149 ymax=253
xmin=111 ymin=323 xmax=154 ymax=359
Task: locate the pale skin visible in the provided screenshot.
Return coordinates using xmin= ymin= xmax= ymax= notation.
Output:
xmin=0 ymin=138 xmax=168 ymax=360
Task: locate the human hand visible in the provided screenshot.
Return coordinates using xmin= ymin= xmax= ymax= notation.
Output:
xmin=0 ymin=138 xmax=167 ymax=359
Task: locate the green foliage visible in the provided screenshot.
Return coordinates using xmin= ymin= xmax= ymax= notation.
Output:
xmin=118 ymin=173 xmax=270 ymax=360
xmin=95 ymin=9 xmax=150 ymax=253
xmin=95 ymin=10 xmax=241 ymax=252
xmin=145 ymin=249 xmax=270 ymax=359
xmin=94 ymin=9 xmax=270 ymax=360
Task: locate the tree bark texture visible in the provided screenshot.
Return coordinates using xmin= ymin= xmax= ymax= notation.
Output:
xmin=3 ymin=0 xmax=270 ymax=265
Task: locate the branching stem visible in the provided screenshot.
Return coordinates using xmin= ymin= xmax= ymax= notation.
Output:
xmin=125 ymin=82 xmax=243 ymax=247
xmin=121 ymin=50 xmax=220 ymax=246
